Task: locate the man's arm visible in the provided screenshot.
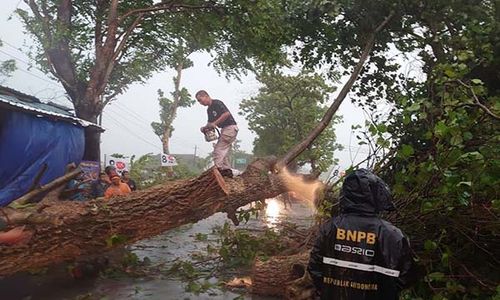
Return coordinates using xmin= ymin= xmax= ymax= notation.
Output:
xmin=308 ymin=222 xmax=329 ymax=293
xmin=207 ymin=111 xmax=231 ymax=128
xmin=396 ymin=236 xmax=417 ymax=290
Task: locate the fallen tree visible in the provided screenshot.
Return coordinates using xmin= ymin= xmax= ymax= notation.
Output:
xmin=0 ymin=13 xmax=393 ymax=281
xmin=0 ymin=159 xmax=288 ymax=276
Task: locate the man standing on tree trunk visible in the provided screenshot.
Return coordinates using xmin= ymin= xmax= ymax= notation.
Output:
xmin=196 ymin=90 xmax=238 ymax=178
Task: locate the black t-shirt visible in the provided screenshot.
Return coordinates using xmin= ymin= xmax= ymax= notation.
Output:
xmin=207 ymin=99 xmax=237 ymax=128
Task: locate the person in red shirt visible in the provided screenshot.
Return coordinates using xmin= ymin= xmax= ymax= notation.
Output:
xmin=104 ymin=174 xmax=131 ymax=199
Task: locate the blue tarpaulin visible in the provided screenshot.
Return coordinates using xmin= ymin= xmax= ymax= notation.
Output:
xmin=0 ymin=111 xmax=85 ymax=206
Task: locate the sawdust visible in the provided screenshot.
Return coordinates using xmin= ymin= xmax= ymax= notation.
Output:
xmin=278 ymin=169 xmax=324 ymax=209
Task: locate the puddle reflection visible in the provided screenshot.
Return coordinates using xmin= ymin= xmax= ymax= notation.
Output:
xmin=264 ymin=198 xmax=283 ymax=228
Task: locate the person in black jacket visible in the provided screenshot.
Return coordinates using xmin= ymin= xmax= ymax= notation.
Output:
xmin=308 ymin=169 xmax=413 ymax=300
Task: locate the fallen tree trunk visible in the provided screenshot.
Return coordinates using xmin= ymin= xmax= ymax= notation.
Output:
xmin=252 ymin=251 xmax=313 ymax=299
xmin=0 ymin=160 xmax=287 ymax=276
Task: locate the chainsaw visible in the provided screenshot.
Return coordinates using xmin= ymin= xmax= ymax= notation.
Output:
xmin=203 ymin=128 xmax=219 ymax=142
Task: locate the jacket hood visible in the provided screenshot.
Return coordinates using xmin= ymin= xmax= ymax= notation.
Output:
xmin=339 ymin=169 xmax=395 ymax=214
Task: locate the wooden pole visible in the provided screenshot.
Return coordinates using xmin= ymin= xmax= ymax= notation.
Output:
xmin=10 ymin=168 xmax=82 ymax=207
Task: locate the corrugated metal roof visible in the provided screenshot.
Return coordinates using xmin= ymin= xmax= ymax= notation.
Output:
xmin=0 ymin=86 xmax=103 ymax=131
xmin=0 ymin=94 xmax=73 ymax=116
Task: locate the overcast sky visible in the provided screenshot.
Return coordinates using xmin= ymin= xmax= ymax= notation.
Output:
xmin=0 ymin=0 xmax=372 ymax=171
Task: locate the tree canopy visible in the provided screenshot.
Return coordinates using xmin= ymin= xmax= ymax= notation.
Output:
xmin=16 ymin=0 xmax=298 ymax=159
xmin=287 ymin=1 xmax=499 ymax=297
xmin=240 ymin=71 xmax=342 ymax=173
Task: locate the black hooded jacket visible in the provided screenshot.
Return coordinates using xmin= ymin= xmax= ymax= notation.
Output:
xmin=308 ymin=169 xmax=413 ymax=300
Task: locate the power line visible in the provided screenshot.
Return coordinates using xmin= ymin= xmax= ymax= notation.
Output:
xmin=104 ymin=111 xmax=163 ymax=151
xmin=0 ymin=44 xmax=67 ymax=97
xmin=1 ymin=41 xmax=203 ymax=151
xmin=118 ymin=101 xmax=152 ymax=121
xmin=0 ymin=48 xmax=31 ymax=65
xmin=104 ymin=110 xmax=194 ymax=154
xmin=107 ymin=104 xmax=197 ymax=150
xmin=107 ymin=105 xmax=153 ymax=132
xmin=0 ymin=49 xmax=62 ymax=89
xmin=1 ymin=40 xmax=25 ymax=52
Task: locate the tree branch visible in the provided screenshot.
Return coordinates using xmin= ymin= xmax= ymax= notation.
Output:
xmin=119 ymin=2 xmax=218 ymax=22
xmin=95 ymin=0 xmax=106 ymax=53
xmin=112 ymin=14 xmax=144 ymax=63
xmin=27 ymin=0 xmax=80 ymax=100
xmin=26 ymin=0 xmax=52 ymax=42
xmin=278 ymin=12 xmax=395 ymax=169
xmin=456 ymin=79 xmax=500 ymax=120
xmin=95 ymin=14 xmax=144 ymax=100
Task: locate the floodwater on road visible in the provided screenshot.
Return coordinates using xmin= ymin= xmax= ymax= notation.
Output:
xmin=0 ymin=198 xmax=315 ymax=300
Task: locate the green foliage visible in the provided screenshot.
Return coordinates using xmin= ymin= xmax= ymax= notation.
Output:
xmin=240 ymin=71 xmax=342 ymax=172
xmin=185 ymin=280 xmax=216 ymax=295
xmin=151 ymin=87 xmax=194 ymax=143
xmin=289 ymin=1 xmax=499 ymax=297
xmin=167 ymin=260 xmax=220 ymax=295
xmin=129 ymin=153 xmax=206 ymax=189
xmin=0 ymin=40 xmax=16 ymax=81
xmin=236 ymin=201 xmax=266 ymax=224
xmin=105 ymin=234 xmax=127 ymax=248
xmin=109 ymin=153 xmax=126 ymax=159
xmin=212 ymin=222 xmax=285 ymax=267
xmin=0 ymin=60 xmax=16 ymax=81
xmin=169 ymin=221 xmax=287 ymax=280
xmin=121 ymin=251 xmax=140 ymax=268
xmin=15 ymin=1 xmax=298 ymax=108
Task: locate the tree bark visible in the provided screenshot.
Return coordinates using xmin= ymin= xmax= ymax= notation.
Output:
xmin=82 ymin=128 xmax=101 ymax=161
xmin=251 ymin=251 xmax=312 ymax=298
xmin=0 ymin=163 xmax=287 ymax=276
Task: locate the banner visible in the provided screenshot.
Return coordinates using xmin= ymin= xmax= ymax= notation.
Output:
xmin=161 ymin=153 xmax=178 ymax=166
xmin=107 ymin=158 xmax=128 ymax=175
xmin=80 ymin=161 xmax=100 ymax=181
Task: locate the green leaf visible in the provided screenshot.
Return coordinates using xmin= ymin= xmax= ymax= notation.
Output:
xmin=422 ymin=201 xmax=434 ymax=213
xmin=459 ymin=151 xmax=484 ymax=162
xmin=407 ymin=102 xmax=421 ymax=112
xmin=471 ymin=78 xmax=483 ymax=85
xmin=400 ymin=144 xmax=415 ymax=158
xmin=376 ymin=124 xmax=387 ymax=133
xmin=492 ymin=200 xmax=500 ymax=211
xmin=463 ymin=131 xmax=473 ymax=141
xmin=402 ymin=115 xmax=411 ymax=125
xmin=457 ymin=51 xmax=469 ymax=61
xmin=195 ymin=233 xmax=208 ymax=241
xmin=186 ymin=281 xmax=202 ymax=294
xmin=456 ymin=181 xmax=472 ymax=187
xmin=434 ymin=121 xmax=449 ymax=137
xmin=424 ymin=240 xmax=438 ymax=251
xmin=444 ymin=68 xmax=456 ymax=78
xmin=106 ymin=234 xmax=127 ymax=248
xmin=441 ymin=252 xmax=450 ymax=266
xmin=427 ymin=272 xmax=445 ymax=282
xmin=450 ymin=134 xmax=463 ymax=146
